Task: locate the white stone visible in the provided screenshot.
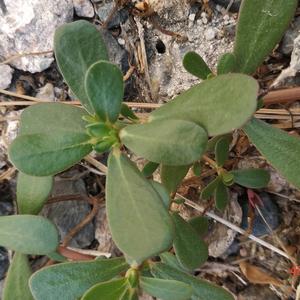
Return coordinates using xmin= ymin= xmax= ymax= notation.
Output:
xmin=205 ymin=28 xmax=216 ymax=41
xmin=73 ymin=0 xmax=94 ymax=18
xmin=189 ymin=13 xmax=196 ymax=22
xmin=36 ymin=83 xmax=55 ymax=100
xmin=117 ymin=38 xmax=126 ymax=46
xmin=0 ymin=0 xmax=73 ymax=73
xmin=0 ymin=64 xmax=14 ymax=89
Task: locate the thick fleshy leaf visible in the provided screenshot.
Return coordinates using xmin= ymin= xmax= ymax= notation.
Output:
xmin=171 ymin=213 xmax=208 ymax=270
xmin=214 ymin=181 xmax=229 ymax=211
xmin=232 ymin=168 xmax=270 ymax=188
xmin=217 ymin=53 xmax=237 ymax=75
xmin=142 ymin=161 xmax=159 ymax=177
xmin=244 ymin=118 xmax=300 ymax=188
xmin=29 ymin=258 xmax=128 ymax=300
xmin=151 ymin=263 xmax=234 ymax=300
xmin=161 ymin=164 xmax=190 ymax=193
xmin=106 ymin=152 xmax=174 ymax=265
xmin=0 ymin=215 xmax=58 ymax=255
xmin=17 ymin=172 xmax=53 ymax=215
xmin=149 ymin=74 xmax=258 ymax=136
xmin=54 ymin=20 xmax=109 ymax=113
xmin=85 ymin=61 xmax=124 ymax=122
xmin=234 ymin=0 xmax=297 ymax=74
xmin=192 ymin=162 xmax=202 ymax=177
xmin=120 ymin=288 xmax=138 ymax=300
xmin=121 ymin=103 xmax=139 ymax=120
xmin=183 ymin=51 xmax=212 ymax=79
xmin=3 ymin=253 xmax=33 ymax=300
xmin=82 ymin=278 xmax=128 ymax=300
xmin=9 ymin=132 xmax=92 ymax=176
xmin=215 ymin=136 xmax=230 ymax=167
xmin=120 ymin=119 xmax=208 ymax=166
xmin=200 ymin=176 xmax=220 ymax=200
xmin=159 ymin=252 xmax=186 ymax=272
xmin=150 ymin=180 xmax=170 ymax=209
xmin=140 ymin=276 xmax=192 ymax=300
xmin=188 ymin=216 xmax=209 ymax=237
xmin=206 ymin=134 xmax=232 ymax=152
xmin=19 ymin=103 xmax=87 ymax=135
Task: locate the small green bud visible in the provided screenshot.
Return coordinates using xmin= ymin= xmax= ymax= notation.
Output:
xmin=93 ymin=139 xmax=114 ymax=153
xmin=221 ymin=171 xmax=234 ymax=186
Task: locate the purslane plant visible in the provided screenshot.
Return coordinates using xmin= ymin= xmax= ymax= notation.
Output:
xmin=1 ymin=0 xmax=298 ymax=299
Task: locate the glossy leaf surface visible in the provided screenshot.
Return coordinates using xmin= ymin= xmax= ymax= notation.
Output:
xmin=183 ymin=51 xmax=212 ymax=79
xmin=85 ymin=61 xmax=123 ymax=122
xmin=234 ymin=0 xmax=297 ymax=74
xmin=9 ymin=132 xmax=92 ymax=176
xmin=244 ymin=118 xmax=300 ymax=188
xmin=106 ymin=152 xmax=173 ymax=265
xmin=149 ymin=74 xmax=258 ymax=136
xmin=17 ymin=172 xmax=53 ymax=215
xmin=3 ymin=253 xmax=33 ymax=300
xmin=232 ymin=168 xmax=270 ymax=188
xmin=54 ymin=20 xmax=109 ymax=113
xmin=151 ymin=263 xmax=234 ymax=300
xmin=0 ymin=215 xmax=58 ymax=255
xmin=30 ymin=258 xmax=128 ymax=300
xmin=140 ymin=276 xmax=192 ymax=300
xmin=120 ymin=119 xmax=208 ymax=166
xmin=172 ymin=213 xmax=208 ymax=270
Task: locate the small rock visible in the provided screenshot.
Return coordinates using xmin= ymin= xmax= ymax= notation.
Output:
xmin=73 ymin=0 xmax=94 ymax=18
xmin=0 ymin=0 xmax=73 ymax=73
xmin=36 ymin=83 xmax=55 ymax=101
xmin=212 ymin=0 xmax=241 ymax=12
xmin=42 ymin=171 xmax=95 ymax=248
xmin=280 ymin=16 xmax=300 ymax=56
xmin=240 ymin=192 xmax=280 ymax=237
xmin=98 ymin=3 xmax=128 ymax=29
xmin=205 ymin=28 xmax=216 ymax=41
xmin=0 ymin=64 xmax=14 ymax=89
xmin=0 ymin=248 xmax=9 ymax=280
xmin=238 ymin=285 xmax=279 ymax=300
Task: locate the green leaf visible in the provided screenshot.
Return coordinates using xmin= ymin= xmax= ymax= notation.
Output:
xmin=217 ymin=53 xmax=237 ymax=75
xmin=232 ymin=168 xmax=270 ymax=188
xmin=150 ymin=180 xmax=171 ymax=209
xmin=151 ymin=263 xmax=234 ymax=300
xmin=149 ymin=74 xmax=258 ymax=136
xmin=215 ymin=136 xmax=230 ymax=167
xmin=121 ymin=103 xmax=139 ymax=120
xmin=3 ymin=253 xmax=33 ymax=300
xmin=183 ymin=51 xmax=212 ymax=79
xmin=86 ymin=123 xmax=111 ymax=138
xmin=82 ymin=278 xmax=128 ymax=300
xmin=159 ymin=252 xmax=186 ymax=272
xmin=0 ymin=215 xmax=58 ymax=255
xmin=171 ymin=213 xmax=208 ymax=270
xmin=120 ymin=288 xmax=139 ymax=300
xmin=17 ymin=172 xmax=53 ymax=215
xmin=9 ymin=132 xmax=92 ymax=176
xmin=161 ymin=165 xmax=190 ymax=194
xmin=234 ymin=0 xmax=297 ymax=74
xmin=29 ymin=257 xmax=128 ymax=300
xmin=120 ymin=119 xmax=208 ymax=166
xmin=206 ymin=134 xmax=232 ymax=152
xmin=19 ymin=103 xmax=87 ymax=135
xmin=221 ymin=171 xmax=235 ymax=186
xmin=106 ymin=152 xmax=174 ymax=265
xmin=243 ymin=118 xmax=300 ymax=188
xmin=142 ymin=161 xmax=160 ymax=177
xmin=54 ymin=20 xmax=109 ymax=113
xmin=192 ymin=162 xmax=202 ymax=177
xmin=214 ymin=181 xmax=229 ymax=211
xmin=200 ymin=177 xmax=220 ymax=200
xmin=188 ymin=216 xmax=209 ymax=237
xmin=47 ymin=251 xmax=67 ymax=262
xmin=140 ymin=276 xmax=192 ymax=300
xmin=85 ymin=60 xmax=124 ymax=123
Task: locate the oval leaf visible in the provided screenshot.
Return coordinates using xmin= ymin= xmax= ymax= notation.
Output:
xmin=200 ymin=176 xmax=220 ymax=200
xmin=188 ymin=216 xmax=209 ymax=237
xmin=17 ymin=172 xmax=53 ymax=215
xmin=85 ymin=61 xmax=124 ymax=123
xmin=3 ymin=253 xmax=33 ymax=300
xmin=0 ymin=215 xmax=58 ymax=255
xmin=171 ymin=213 xmax=208 ymax=270
xmin=234 ymin=0 xmax=297 ymax=74
xmin=161 ymin=164 xmax=190 ymax=194
xmin=183 ymin=51 xmax=212 ymax=79
xmin=159 ymin=252 xmax=186 ymax=272
xmin=140 ymin=276 xmax=192 ymax=300
xmin=151 ymin=263 xmax=234 ymax=300
xmin=243 ymin=118 xmax=300 ymax=188
xmin=82 ymin=278 xmax=128 ymax=300
xmin=215 ymin=136 xmax=230 ymax=167
xmin=54 ymin=20 xmax=109 ymax=113
xmin=30 ymin=257 xmax=128 ymax=300
xmin=9 ymin=132 xmax=92 ymax=176
xmin=150 ymin=180 xmax=171 ymax=209
xmin=106 ymin=152 xmax=174 ymax=265
xmin=232 ymin=168 xmax=270 ymax=188
xmin=120 ymin=119 xmax=208 ymax=166
xmin=217 ymin=53 xmax=237 ymax=75
xmin=142 ymin=161 xmax=159 ymax=177
xmin=149 ymin=74 xmax=258 ymax=136
xmin=214 ymin=181 xmax=229 ymax=212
